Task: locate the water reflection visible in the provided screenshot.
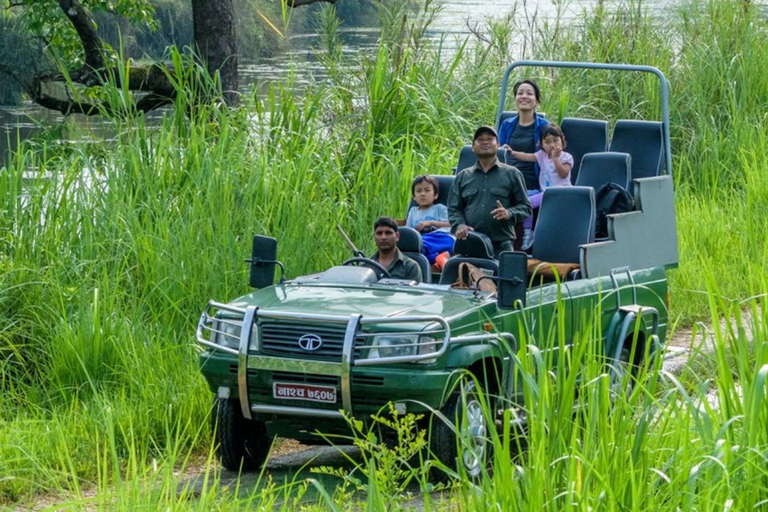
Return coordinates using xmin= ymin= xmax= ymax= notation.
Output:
xmin=239 ymin=27 xmax=382 ymax=96
xmin=0 ymin=106 xmax=56 ymax=166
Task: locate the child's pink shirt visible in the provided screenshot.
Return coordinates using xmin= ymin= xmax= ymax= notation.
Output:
xmin=535 ymin=149 xmax=574 ymax=189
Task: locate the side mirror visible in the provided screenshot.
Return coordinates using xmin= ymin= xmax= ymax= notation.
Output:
xmin=247 ymin=235 xmax=281 ymax=289
xmin=497 ymin=251 xmax=527 ymax=309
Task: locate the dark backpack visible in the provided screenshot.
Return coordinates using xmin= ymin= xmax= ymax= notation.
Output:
xmin=594 ymin=183 xmax=634 ymax=238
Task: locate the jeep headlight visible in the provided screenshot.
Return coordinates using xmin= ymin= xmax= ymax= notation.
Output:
xmin=215 ymin=317 xmax=242 ymax=349
xmin=366 ymin=334 xmax=439 ymax=360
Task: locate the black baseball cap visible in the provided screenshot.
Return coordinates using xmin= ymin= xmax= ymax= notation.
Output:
xmin=473 ymin=125 xmax=498 ymax=141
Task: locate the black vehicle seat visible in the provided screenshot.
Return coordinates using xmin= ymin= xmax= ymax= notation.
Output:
xmin=455 ymin=145 xmax=475 ymax=174
xmin=453 ymin=231 xmax=495 ymax=259
xmin=397 ymin=227 xmax=431 ymax=284
xmin=439 ymin=258 xmax=499 ymax=286
xmin=454 ymin=146 xmax=508 ymax=174
xmin=529 ymin=187 xmax=595 ymax=283
xmin=575 ymin=152 xmax=631 ymax=191
xmin=495 ymin=111 xmax=547 ymax=132
xmin=608 ymin=120 xmax=664 ymax=194
xmin=404 ymin=175 xmax=455 ymax=215
xmin=560 ymin=118 xmax=610 ymax=185
xmin=497 ymin=110 xmax=517 ymax=126
xmin=438 ymin=232 xmax=498 ymax=285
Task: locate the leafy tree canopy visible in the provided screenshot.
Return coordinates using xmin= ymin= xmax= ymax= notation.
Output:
xmin=4 ymin=0 xmax=155 ymax=67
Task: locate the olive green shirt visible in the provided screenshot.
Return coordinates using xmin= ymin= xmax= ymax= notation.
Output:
xmin=372 ymin=248 xmax=423 ymax=281
xmin=448 ymin=160 xmax=532 ymax=242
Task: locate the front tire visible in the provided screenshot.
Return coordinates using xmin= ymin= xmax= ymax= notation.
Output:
xmin=430 ymin=380 xmax=492 ymax=480
xmin=212 ymin=397 xmax=271 ymax=471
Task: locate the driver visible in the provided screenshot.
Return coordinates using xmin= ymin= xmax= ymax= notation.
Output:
xmin=371 ymin=217 xmax=423 ymax=282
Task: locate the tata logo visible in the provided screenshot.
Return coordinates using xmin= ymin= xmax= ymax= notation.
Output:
xmin=298 ymin=334 xmax=323 ymax=351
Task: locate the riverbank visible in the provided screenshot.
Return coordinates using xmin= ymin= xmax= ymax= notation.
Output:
xmin=1 ymin=0 xmax=767 ymax=507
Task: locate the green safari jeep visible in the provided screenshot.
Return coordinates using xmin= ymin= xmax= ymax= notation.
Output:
xmin=196 ymin=61 xmax=679 ymax=476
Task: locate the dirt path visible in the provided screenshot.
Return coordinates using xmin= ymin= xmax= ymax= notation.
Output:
xmin=663 ymin=306 xmax=756 ymax=374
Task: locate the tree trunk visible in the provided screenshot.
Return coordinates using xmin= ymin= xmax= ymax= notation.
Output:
xmin=191 ymin=0 xmax=238 ymax=106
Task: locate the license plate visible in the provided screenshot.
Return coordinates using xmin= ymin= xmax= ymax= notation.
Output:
xmin=273 ymin=382 xmax=337 ymax=404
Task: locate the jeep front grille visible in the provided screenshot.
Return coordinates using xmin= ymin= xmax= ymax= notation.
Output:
xmin=198 ymin=302 xmax=455 ymax=367
xmin=259 ymin=322 xmax=351 ymax=360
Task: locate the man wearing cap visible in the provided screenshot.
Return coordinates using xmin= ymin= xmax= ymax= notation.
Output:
xmin=448 ymin=125 xmax=532 ymax=257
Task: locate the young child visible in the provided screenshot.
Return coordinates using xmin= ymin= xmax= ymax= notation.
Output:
xmin=508 ymin=124 xmax=574 ymax=250
xmin=406 ymin=175 xmax=455 ymax=265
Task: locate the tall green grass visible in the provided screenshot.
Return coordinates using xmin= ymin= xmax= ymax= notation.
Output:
xmin=445 ymin=295 xmax=768 ymax=510
xmin=1 ymin=0 xmax=768 ymax=507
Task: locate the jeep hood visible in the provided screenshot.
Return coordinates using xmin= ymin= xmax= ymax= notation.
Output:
xmin=228 ymin=283 xmax=482 ymax=319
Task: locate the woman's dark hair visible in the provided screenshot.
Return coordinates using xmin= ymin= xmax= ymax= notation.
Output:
xmin=539 ymin=124 xmax=567 ymax=149
xmin=411 ymin=174 xmax=439 ymax=197
xmin=374 ymin=216 xmax=399 ymax=232
xmin=512 ymin=79 xmax=542 ymax=103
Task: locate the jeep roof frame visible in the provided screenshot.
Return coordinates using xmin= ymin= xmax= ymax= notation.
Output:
xmin=495 ymin=60 xmax=672 ymax=177
xmin=495 ymin=60 xmax=678 ymax=277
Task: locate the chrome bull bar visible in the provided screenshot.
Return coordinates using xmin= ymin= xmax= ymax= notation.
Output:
xmin=196 ymin=300 xmax=455 ymax=420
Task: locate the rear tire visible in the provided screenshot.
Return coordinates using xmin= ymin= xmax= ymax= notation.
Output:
xmin=212 ymin=397 xmax=270 ymax=471
xmin=608 ymin=348 xmax=634 ymax=402
xmin=430 ymin=380 xmax=492 ymax=481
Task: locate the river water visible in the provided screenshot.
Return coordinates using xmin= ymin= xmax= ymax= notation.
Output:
xmin=0 ymin=0 xmax=668 ymax=162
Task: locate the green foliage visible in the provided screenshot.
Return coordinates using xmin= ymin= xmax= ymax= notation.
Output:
xmin=1 ymin=0 xmax=345 ymax=100
xmin=313 ymin=404 xmax=431 ymax=507
xmin=0 ymin=16 xmax=42 ymax=104
xmin=10 ymin=0 xmax=156 ymax=67
xmin=442 ymin=298 xmax=768 ymax=510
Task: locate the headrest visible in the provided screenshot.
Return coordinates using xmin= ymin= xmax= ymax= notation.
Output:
xmin=407 ymin=175 xmax=456 ymax=207
xmin=397 ymin=226 xmax=423 ymax=253
xmin=582 ymin=151 xmax=631 ymax=167
xmin=453 ymin=232 xmax=495 ymax=259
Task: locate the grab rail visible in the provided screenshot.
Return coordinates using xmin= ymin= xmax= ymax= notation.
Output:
xmin=496 ymin=60 xmax=672 ymax=179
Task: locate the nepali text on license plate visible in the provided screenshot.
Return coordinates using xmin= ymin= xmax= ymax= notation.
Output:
xmin=273 ymin=382 xmax=337 ymax=404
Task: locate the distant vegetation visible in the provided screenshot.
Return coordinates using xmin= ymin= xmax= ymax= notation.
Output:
xmin=0 ymin=0 xmax=378 ymax=106
xmin=0 ymin=17 xmax=33 ymax=105
xmin=0 ymin=0 xmax=767 ymax=508
xmin=94 ymin=0 xmax=378 ymax=62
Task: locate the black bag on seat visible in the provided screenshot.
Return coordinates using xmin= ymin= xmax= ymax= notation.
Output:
xmin=594 ymin=183 xmax=634 ymax=238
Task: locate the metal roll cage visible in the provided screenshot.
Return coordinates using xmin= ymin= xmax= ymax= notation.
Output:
xmin=496 ymin=60 xmax=672 ymax=178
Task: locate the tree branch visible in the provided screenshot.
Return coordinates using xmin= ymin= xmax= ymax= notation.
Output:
xmin=466 ymin=20 xmax=490 ymax=44
xmin=2 ymin=58 xmax=176 ymax=116
xmin=27 ymin=77 xmax=173 ymax=116
xmin=125 ymin=64 xmax=176 ymax=98
xmin=32 ymin=94 xmax=102 ymax=116
xmin=57 ymin=0 xmax=106 ymax=73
